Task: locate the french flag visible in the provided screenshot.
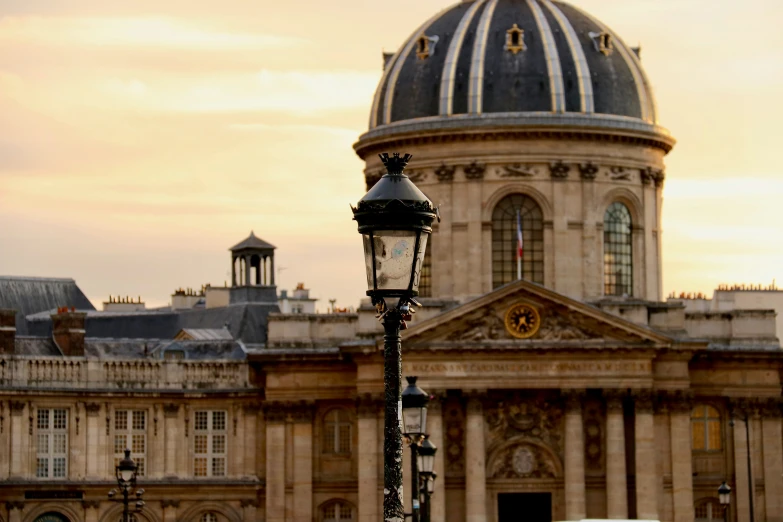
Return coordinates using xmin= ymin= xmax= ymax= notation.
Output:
xmin=516 ymin=210 xmax=524 ymax=260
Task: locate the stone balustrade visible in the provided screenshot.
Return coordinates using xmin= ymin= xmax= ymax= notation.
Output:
xmin=0 ymin=356 xmax=249 ymax=390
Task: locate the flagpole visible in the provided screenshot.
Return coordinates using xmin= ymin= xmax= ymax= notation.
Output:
xmin=516 ymin=209 xmax=522 ymax=280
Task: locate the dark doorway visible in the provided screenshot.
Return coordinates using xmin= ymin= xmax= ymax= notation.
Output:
xmin=498 ymin=493 xmax=552 ymax=522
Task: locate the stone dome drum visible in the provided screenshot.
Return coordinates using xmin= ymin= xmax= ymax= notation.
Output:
xmin=359 ymin=0 xmax=671 ymax=150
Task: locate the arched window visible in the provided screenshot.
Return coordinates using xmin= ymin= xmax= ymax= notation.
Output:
xmin=323 ymin=501 xmax=354 ymax=522
xmin=603 ymin=202 xmax=633 ymax=296
xmin=201 ymin=514 xmax=218 ymax=522
xmin=323 ymin=409 xmax=352 ymax=455
xmin=695 ymin=498 xmax=723 ymax=522
xmin=491 ymin=194 xmax=544 ymax=288
xmin=692 ymin=405 xmax=722 ymax=451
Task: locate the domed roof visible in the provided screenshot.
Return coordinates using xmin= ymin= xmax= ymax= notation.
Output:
xmin=366 ymin=0 xmax=659 ymax=135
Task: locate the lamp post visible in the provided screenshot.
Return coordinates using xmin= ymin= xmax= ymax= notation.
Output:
xmin=402 ymin=376 xmax=430 ymax=522
xmin=108 ymin=449 xmax=145 ymax=522
xmin=718 ymin=481 xmax=731 ymax=522
xmin=352 ymin=152 xmax=438 ymax=522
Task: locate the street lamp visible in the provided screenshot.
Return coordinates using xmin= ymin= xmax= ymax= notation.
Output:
xmin=352 ymin=152 xmax=438 ymax=522
xmin=418 ymin=438 xmax=437 ymax=522
xmin=719 ymin=482 xmax=731 ymax=522
xmin=402 ymin=376 xmax=430 ymax=522
xmin=108 ymin=449 xmax=145 ymax=522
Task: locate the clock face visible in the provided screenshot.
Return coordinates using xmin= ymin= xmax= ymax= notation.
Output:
xmin=504 ymin=303 xmax=541 ymax=339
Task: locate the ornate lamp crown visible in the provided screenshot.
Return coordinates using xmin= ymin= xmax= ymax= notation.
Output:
xmin=379 ymin=152 xmax=412 ymax=175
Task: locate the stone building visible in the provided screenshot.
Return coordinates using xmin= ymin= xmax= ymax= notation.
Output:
xmin=1 ymin=1 xmax=783 ymax=522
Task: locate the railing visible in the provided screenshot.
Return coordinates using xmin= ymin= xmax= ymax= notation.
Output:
xmin=0 ymin=357 xmax=249 ymax=390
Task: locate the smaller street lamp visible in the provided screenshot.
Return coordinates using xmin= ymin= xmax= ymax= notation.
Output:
xmin=418 ymin=439 xmax=437 ymax=522
xmin=402 ymin=376 xmax=430 ymax=522
xmin=719 ymin=482 xmax=731 ymax=522
xmin=108 ymin=449 xmax=145 ymax=522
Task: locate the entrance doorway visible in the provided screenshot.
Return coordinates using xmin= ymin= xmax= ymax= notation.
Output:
xmin=498 ymin=493 xmax=552 ymax=522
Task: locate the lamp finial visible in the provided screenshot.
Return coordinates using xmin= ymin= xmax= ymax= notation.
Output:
xmin=379 ymin=152 xmax=412 ymax=175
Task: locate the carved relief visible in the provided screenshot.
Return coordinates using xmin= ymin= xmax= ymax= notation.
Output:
xmin=536 ymin=313 xmax=594 ymax=341
xmin=446 ymin=312 xmax=505 ymax=341
xmin=610 ymin=166 xmax=631 ymax=181
xmin=444 ymin=399 xmax=465 ymax=477
xmin=659 ymin=390 xmax=694 ymax=414
xmin=435 ymin=164 xmax=456 ymax=183
xmin=489 ymin=443 xmax=557 ymax=479
xmin=583 ymin=398 xmax=604 ymax=473
xmin=578 ymin=162 xmax=599 ymax=180
xmin=633 ymin=389 xmax=655 ymax=414
xmin=463 ymin=161 xmax=486 ymax=180
xmin=549 ymin=161 xmax=570 ymax=179
xmin=10 ymin=401 xmax=25 ymax=414
xmin=85 ymin=402 xmax=101 ymax=417
xmin=163 ymin=403 xmax=179 ymax=418
xmin=485 ymin=392 xmax=564 ymax=460
xmin=497 ymin=164 xmax=537 ymax=178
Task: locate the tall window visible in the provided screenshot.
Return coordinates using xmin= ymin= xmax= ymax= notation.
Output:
xmin=115 ymin=410 xmax=146 ymax=476
xmin=323 ymin=409 xmax=352 ymax=455
xmin=695 ymin=498 xmax=723 ymax=522
xmin=603 ymin=202 xmax=633 ymax=296
xmin=36 ymin=408 xmax=68 ymax=478
xmin=201 ymin=514 xmax=218 ymax=522
xmin=194 ymin=410 xmax=227 ymax=477
xmin=692 ymin=405 xmax=722 ymax=451
xmin=491 ymin=194 xmax=544 ymax=288
xmin=323 ymin=501 xmax=354 ymax=522
xmin=418 ymin=238 xmax=432 ymax=297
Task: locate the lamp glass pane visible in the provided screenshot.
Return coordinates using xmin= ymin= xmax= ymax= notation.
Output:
xmin=120 ymin=468 xmax=134 ymax=482
xmin=427 ymin=476 xmax=435 ymax=494
xmin=412 ymin=234 xmax=428 ymax=293
xmin=418 ymin=453 xmax=435 ymax=474
xmin=402 ymin=407 xmax=427 ymax=436
xmin=371 ymin=231 xmax=419 ymax=292
xmin=362 ymin=234 xmax=374 ymax=290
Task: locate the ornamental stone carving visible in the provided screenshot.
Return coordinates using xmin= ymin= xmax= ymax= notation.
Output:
xmin=163 ymin=403 xmax=179 ymax=417
xmin=85 ymin=402 xmax=101 ymax=416
xmin=610 ymin=166 xmax=631 ymax=181
xmin=489 ymin=442 xmax=558 ymax=479
xmin=463 ymin=161 xmax=486 ymax=180
xmin=485 ymin=392 xmax=564 ymax=460
xmin=446 ymin=312 xmax=505 ymax=341
xmin=536 ymin=313 xmax=594 ymax=341
xmin=444 ymin=399 xmax=465 ymax=478
xmin=407 ymin=170 xmax=427 ymax=183
xmin=497 ymin=163 xmax=537 ymax=178
xmin=632 ymin=389 xmax=655 ymax=414
xmin=578 ymin=162 xmax=599 ymax=180
xmin=549 ymin=161 xmax=570 ymax=179
xmin=435 ymin=164 xmax=456 ymax=182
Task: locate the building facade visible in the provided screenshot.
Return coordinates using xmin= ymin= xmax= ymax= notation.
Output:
xmin=2 ymin=1 xmax=783 ymax=522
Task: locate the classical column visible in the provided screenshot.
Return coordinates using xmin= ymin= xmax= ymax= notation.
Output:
xmin=564 ymin=391 xmax=586 ymax=521
xmin=231 ymin=255 xmax=237 ymax=286
xmin=233 ymin=404 xmax=246 ymax=477
xmin=605 ymin=391 xmax=628 ymax=519
xmin=244 ymin=404 xmax=260 ymax=478
xmin=9 ymin=401 xmax=26 ymax=478
xmin=163 ymin=403 xmax=179 ymax=477
xmin=732 ymin=408 xmax=753 ymax=522
xmin=761 ymin=401 xmax=783 ymax=522
xmin=244 ymin=255 xmax=251 ymax=287
xmin=266 ymin=405 xmax=287 ymax=522
xmin=358 ymin=395 xmax=380 ymax=522
xmin=465 ymin=396 xmax=486 ymax=522
xmin=668 ymin=393 xmax=694 ymax=522
xmin=85 ymin=403 xmax=101 ymax=479
xmin=428 ymin=395 xmax=446 ymax=522
xmin=292 ymin=404 xmax=314 ymax=522
xmin=634 ymin=391 xmax=659 ymax=520
xmin=70 ymin=402 xmax=86 ymax=479
xmin=6 ymin=502 xmax=24 ymax=522
xmin=82 ymin=501 xmax=100 ymax=522
xmin=161 ymin=500 xmax=180 ymax=522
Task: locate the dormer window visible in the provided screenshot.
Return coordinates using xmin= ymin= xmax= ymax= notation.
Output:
xmin=505 ymin=24 xmax=526 ymax=54
xmin=415 ymin=34 xmax=439 ymax=60
xmin=589 ymin=31 xmax=613 ymax=56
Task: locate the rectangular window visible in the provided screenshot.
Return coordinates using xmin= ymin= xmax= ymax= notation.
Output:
xmin=114 ymin=410 xmax=146 ymax=476
xmin=194 ymin=410 xmax=227 ymax=477
xmin=36 ymin=408 xmax=68 ymax=478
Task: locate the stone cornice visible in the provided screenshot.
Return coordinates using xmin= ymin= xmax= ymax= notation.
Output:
xmin=401 ymin=340 xmax=664 ymax=354
xmin=355 ymin=393 xmax=384 ymax=417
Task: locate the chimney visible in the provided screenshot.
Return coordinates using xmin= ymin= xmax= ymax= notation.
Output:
xmin=0 ymin=309 xmax=16 ymax=354
xmin=51 ymin=307 xmax=87 ymax=356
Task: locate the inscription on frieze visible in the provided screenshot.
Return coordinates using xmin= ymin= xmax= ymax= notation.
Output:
xmin=404 ymin=360 xmax=651 ymax=377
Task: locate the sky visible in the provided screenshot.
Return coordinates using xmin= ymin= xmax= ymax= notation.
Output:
xmin=1 ymin=0 xmax=782 ymax=310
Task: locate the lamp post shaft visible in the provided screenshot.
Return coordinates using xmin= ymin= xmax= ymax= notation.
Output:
xmin=411 ymin=442 xmax=420 ymax=522
xmin=382 ymin=310 xmax=405 ymax=522
xmin=745 ymin=415 xmax=754 ymax=522
xmin=123 ymin=489 xmax=129 ymax=522
xmin=422 ymin=483 xmax=432 ymax=522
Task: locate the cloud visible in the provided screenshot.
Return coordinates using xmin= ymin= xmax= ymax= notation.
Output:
xmin=0 ymin=16 xmax=301 ymax=50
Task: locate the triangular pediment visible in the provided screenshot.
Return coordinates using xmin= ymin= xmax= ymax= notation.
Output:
xmin=402 ymin=280 xmax=672 ymax=347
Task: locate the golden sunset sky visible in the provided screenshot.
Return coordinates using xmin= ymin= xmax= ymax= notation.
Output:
xmin=1 ymin=0 xmax=782 ymax=309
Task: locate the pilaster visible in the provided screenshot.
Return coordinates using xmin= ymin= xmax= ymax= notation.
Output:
xmin=465 ymin=395 xmax=486 ymax=522
xmin=85 ymin=402 xmax=102 ymax=479
xmin=428 ymin=393 xmax=446 ymax=522
xmin=663 ymin=391 xmax=694 ymax=522
xmin=292 ymin=402 xmax=315 ymax=522
xmin=161 ymin=500 xmax=180 ymax=522
xmin=357 ymin=394 xmax=382 ymax=522
xmin=163 ymin=403 xmax=180 ymax=477
xmin=760 ymin=400 xmax=783 ymax=522
xmin=265 ymin=402 xmax=288 ymax=522
xmin=9 ymin=401 xmax=26 ymax=478
xmin=634 ymin=390 xmax=659 ymax=520
xmin=564 ymin=390 xmax=586 ymax=521
xmin=6 ymin=502 xmax=24 ymax=522
xmin=604 ymin=390 xmax=627 ymax=519
xmin=82 ymin=500 xmax=100 ymax=522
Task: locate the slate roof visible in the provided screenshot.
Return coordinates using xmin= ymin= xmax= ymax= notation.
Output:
xmin=175 ymin=328 xmax=234 ymax=341
xmin=0 ymin=276 xmax=95 ymax=334
xmin=13 ymin=336 xmax=246 ymax=360
xmin=230 ymin=231 xmax=276 ymax=251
